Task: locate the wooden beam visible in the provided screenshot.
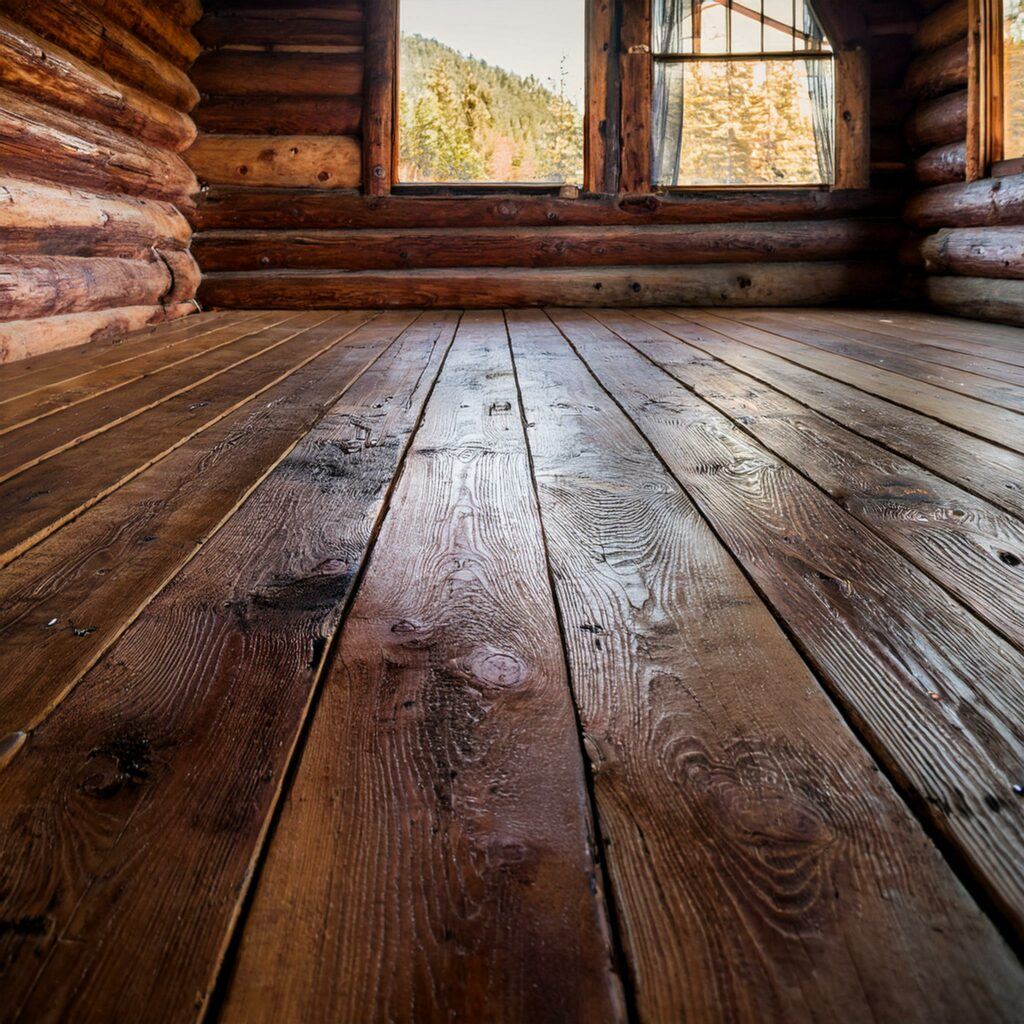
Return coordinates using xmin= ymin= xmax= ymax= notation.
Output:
xmin=198 ymin=261 xmax=896 ymax=309
xmin=363 ymin=0 xmax=398 ymax=195
xmin=619 ymin=0 xmax=652 ymax=193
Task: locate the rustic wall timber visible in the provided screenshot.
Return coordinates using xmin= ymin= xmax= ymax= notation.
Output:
xmin=0 ymin=4 xmax=201 ymax=363
xmin=903 ymin=0 xmax=1024 ymax=324
xmin=189 ymin=0 xmax=920 ymax=310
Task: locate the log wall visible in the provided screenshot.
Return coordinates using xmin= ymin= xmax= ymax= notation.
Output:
xmin=189 ymin=0 xmax=921 ymax=309
xmin=903 ymin=0 xmax=1024 ymax=324
xmin=0 ymin=4 xmax=202 ymax=362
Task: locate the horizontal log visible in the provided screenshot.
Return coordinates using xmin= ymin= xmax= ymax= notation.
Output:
xmin=0 ymin=16 xmax=196 ymax=153
xmin=198 ymin=262 xmax=897 ymax=309
xmin=2 ymin=0 xmax=200 ymax=111
xmin=201 ymin=0 xmax=361 ymax=11
xmin=186 ymin=135 xmax=361 ymax=189
xmin=912 ymin=0 xmax=968 ymax=52
xmin=0 ymin=304 xmax=195 ymax=365
xmin=905 ymin=172 xmax=1024 ymax=227
xmin=0 ymin=88 xmax=199 ymax=203
xmin=0 ymin=177 xmax=191 ymax=258
xmin=921 ymin=275 xmax=1024 ymax=324
xmin=905 ymin=37 xmax=968 ymax=97
xmin=0 ymin=255 xmax=177 ymax=321
xmin=192 ymin=220 xmax=902 ymax=272
xmin=163 ymin=0 xmax=203 ymax=27
xmin=916 ymin=227 xmax=1024 ymax=278
xmin=81 ymin=0 xmax=202 ymax=68
xmin=157 ymin=249 xmax=202 ymax=302
xmin=906 ymin=89 xmax=968 ymax=149
xmin=914 ymin=141 xmax=967 ymax=184
xmin=195 ymin=11 xmax=363 ymax=48
xmin=190 ymin=186 xmax=903 ymax=230
xmin=192 ymin=95 xmax=361 ymax=136
xmin=190 ymin=51 xmax=363 ymax=97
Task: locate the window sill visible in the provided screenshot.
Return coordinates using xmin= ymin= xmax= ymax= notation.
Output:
xmin=391 ymin=183 xmax=581 ymax=198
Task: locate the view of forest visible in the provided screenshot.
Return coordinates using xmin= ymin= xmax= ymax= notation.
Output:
xmin=398 ymin=33 xmax=584 ymax=184
xmin=656 ymin=58 xmax=833 ymax=186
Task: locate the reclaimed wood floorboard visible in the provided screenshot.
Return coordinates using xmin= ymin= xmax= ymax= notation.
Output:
xmin=0 ymin=313 xmax=433 ymax=742
xmin=549 ymin=308 xmax=1024 ymax=943
xmin=0 ymin=310 xmax=456 ymax=1023
xmin=218 ymin=311 xmax=625 ymax=1024
xmin=507 ymin=308 xmax=1024 ymax=1023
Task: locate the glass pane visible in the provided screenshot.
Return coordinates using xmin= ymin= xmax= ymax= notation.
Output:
xmin=763 ymin=0 xmax=796 ymax=51
xmin=653 ymin=0 xmax=695 ymax=53
xmin=731 ymin=2 xmax=764 ymax=54
xmin=1005 ymin=0 xmax=1024 ymax=159
xmin=699 ymin=1 xmax=729 ymax=53
xmin=652 ymin=58 xmax=835 ymax=186
xmin=398 ymin=0 xmax=584 ymax=183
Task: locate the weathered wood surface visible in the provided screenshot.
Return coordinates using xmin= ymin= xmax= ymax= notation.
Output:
xmin=682 ymin=310 xmax=1024 ymax=449
xmin=733 ymin=308 xmax=1024 ymax=411
xmin=654 ymin=310 xmax=1024 ymax=521
xmin=923 ymin=275 xmax=1024 ymax=324
xmin=81 ymin=0 xmax=202 ymax=67
xmin=220 ymin=311 xmax=624 ymax=1024
xmin=913 ymin=0 xmax=968 ymax=51
xmin=0 ymin=304 xmax=194 ymax=365
xmin=193 ymin=95 xmax=361 ymax=137
xmin=186 ymin=135 xmax=361 ymax=190
xmin=195 ymin=8 xmax=364 ymax=48
xmin=552 ymin=308 xmax=1024 ymax=942
xmin=0 ymin=312 xmax=253 ymax=397
xmin=198 ymin=262 xmax=895 ymax=310
xmin=0 ymin=313 xmax=453 ymax=1023
xmin=192 ymin=186 xmax=899 ymax=230
xmin=193 ymin=221 xmax=900 ymax=272
xmin=0 ymin=176 xmax=192 ymax=258
xmin=914 ymin=141 xmax=967 ymax=184
xmin=906 ymin=173 xmax=1024 ymax=228
xmin=905 ymin=36 xmax=968 ymax=96
xmin=0 ymin=315 xmax=426 ymax=742
xmin=907 ymin=89 xmax=968 ymax=149
xmin=1 ymin=0 xmax=200 ymax=112
xmin=917 ymin=227 xmax=1024 ymax=278
xmin=614 ymin=309 xmax=1024 ymax=645
xmin=0 ymin=16 xmax=196 ymax=153
xmin=537 ymin=307 xmax=1024 ymax=1020
xmin=0 ymin=313 xmax=309 ymax=485
xmin=362 ymin=0 xmax=396 ymax=196
xmin=0 ymin=255 xmax=196 ymax=323
xmin=191 ymin=50 xmax=363 ymax=98
xmin=0 ymin=87 xmax=198 ymax=204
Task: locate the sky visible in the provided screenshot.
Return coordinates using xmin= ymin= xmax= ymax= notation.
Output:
xmin=401 ymin=0 xmax=586 ymax=108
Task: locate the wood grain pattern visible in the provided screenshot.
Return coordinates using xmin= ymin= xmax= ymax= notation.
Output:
xmin=552 ymin=308 xmax=1024 ymax=942
xmin=0 ymin=310 xmax=451 ymax=1023
xmin=510 ymin=307 xmax=1024 ymax=1022
xmin=219 ymin=310 xmax=624 ymax=1024
xmin=612 ymin=308 xmax=1024 ymax=646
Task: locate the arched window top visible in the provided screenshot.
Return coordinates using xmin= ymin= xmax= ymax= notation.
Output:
xmin=652 ymin=0 xmax=833 ymax=56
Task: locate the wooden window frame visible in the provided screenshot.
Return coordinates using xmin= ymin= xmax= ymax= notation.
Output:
xmin=971 ymin=0 xmax=1024 ymax=179
xmin=362 ymin=0 xmax=867 ymax=197
xmin=621 ymin=0 xmax=870 ymax=193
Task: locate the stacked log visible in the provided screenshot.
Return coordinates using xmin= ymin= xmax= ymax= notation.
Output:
xmin=0 ymin=9 xmax=200 ymax=362
xmin=903 ymin=0 xmax=1024 ymax=323
xmin=187 ymin=3 xmax=364 ymax=192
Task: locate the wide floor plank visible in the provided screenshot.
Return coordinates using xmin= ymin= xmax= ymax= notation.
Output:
xmin=741 ymin=309 xmax=1024 ymax=400
xmin=549 ymin=308 xmax=1024 ymax=942
xmin=0 ymin=312 xmax=376 ymax=568
xmin=220 ymin=311 xmax=625 ymax=1024
xmin=606 ymin=309 xmax=1024 ymax=648
xmin=0 ymin=312 xmax=430 ymax=741
xmin=658 ymin=310 xmax=1024 ymax=521
xmin=0 ymin=311 xmax=456 ymax=1023
xmin=699 ymin=311 xmax=1024 ymax=452
xmin=509 ymin=309 xmax=1024 ymax=1023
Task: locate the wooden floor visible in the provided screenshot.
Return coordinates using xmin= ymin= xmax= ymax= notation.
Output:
xmin=1 ymin=306 xmax=1023 ymax=1022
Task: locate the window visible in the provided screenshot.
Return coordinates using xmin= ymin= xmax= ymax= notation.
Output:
xmin=998 ymin=0 xmax=1024 ymax=161
xmin=651 ymin=1 xmax=837 ymax=187
xmin=397 ymin=0 xmax=585 ymax=185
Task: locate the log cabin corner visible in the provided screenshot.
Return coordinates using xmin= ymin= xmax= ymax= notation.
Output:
xmin=0 ymin=1 xmax=1023 ymax=1021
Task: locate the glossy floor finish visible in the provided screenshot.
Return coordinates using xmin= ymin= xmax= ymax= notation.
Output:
xmin=0 ymin=307 xmax=1023 ymax=1023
